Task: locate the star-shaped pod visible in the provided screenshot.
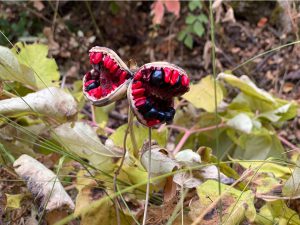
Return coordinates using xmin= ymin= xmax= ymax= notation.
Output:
xmin=128 ymin=62 xmax=190 ymax=127
xmin=83 ymin=46 xmax=132 ymax=106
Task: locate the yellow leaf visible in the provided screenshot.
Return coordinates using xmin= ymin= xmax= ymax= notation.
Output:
xmin=5 ymin=193 xmax=24 ymax=209
xmin=183 ymin=75 xmax=223 ymax=112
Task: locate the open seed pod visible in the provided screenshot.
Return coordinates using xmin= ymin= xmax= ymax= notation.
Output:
xmin=83 ymin=46 xmax=132 ymax=106
xmin=128 ymin=62 xmax=190 ymax=127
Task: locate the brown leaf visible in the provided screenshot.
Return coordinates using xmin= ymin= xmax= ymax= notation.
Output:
xmin=32 ymin=0 xmax=44 ymax=11
xmin=163 ymin=176 xmax=177 ymax=203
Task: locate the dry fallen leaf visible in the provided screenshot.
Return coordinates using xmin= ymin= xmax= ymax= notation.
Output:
xmin=0 ymin=87 xmax=77 ymax=121
xmin=13 ymin=154 xmax=74 ymax=212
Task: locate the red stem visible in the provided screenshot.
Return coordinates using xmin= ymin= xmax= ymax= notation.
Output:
xmin=278 ymin=134 xmax=300 ymax=153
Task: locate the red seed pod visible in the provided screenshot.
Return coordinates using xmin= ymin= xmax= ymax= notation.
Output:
xmin=128 ymin=62 xmax=190 ymax=128
xmin=83 ymin=46 xmax=133 ymax=106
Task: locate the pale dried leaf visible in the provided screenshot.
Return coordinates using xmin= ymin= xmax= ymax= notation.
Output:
xmin=173 ymin=172 xmax=202 ymax=188
xmin=13 ymin=154 xmax=74 ymax=211
xmin=222 ymin=7 xmax=236 ymax=23
xmin=141 ymin=145 xmax=178 ymax=178
xmin=227 ymin=113 xmax=253 ymax=133
xmin=0 ymin=87 xmax=77 ymax=120
xmin=175 ymin=149 xmax=201 ymax=167
xmin=53 ymin=122 xmax=121 ymax=172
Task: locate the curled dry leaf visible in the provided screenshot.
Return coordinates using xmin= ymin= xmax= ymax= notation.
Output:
xmin=52 ymin=122 xmax=122 ymax=172
xmin=13 ymin=154 xmax=74 ymax=211
xmin=140 ymin=142 xmax=178 ymax=178
xmin=173 ymin=172 xmax=202 ymax=188
xmin=175 ymin=149 xmax=201 ymax=167
xmin=0 ymin=87 xmax=77 ymax=121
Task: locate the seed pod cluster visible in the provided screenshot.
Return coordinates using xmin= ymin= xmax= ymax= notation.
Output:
xmin=83 ymin=46 xmax=132 ymax=106
xmin=83 ymin=47 xmax=190 ymax=128
xmin=127 ymin=62 xmax=189 ymax=127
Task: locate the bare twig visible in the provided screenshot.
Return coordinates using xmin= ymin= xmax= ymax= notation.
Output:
xmin=278 ymin=134 xmax=300 ymax=153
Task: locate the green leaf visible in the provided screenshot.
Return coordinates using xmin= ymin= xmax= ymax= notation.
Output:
xmin=237 ymin=133 xmax=273 ymax=160
xmin=227 ymin=113 xmax=253 ymax=134
xmin=185 ymin=14 xmax=197 ymax=24
xmin=262 ymin=200 xmax=300 ymax=224
xmin=218 ymin=73 xmax=275 ymax=104
xmin=183 ymin=75 xmax=223 ymax=112
xmin=258 ymin=102 xmax=298 ymax=123
xmin=231 ymin=158 xmax=291 ymax=179
xmin=193 ymin=180 xmax=256 ymax=224
xmin=197 ymin=14 xmax=208 ymax=23
xmin=12 ymin=42 xmax=60 ymax=89
xmin=94 ymin=103 xmax=114 ymax=128
xmin=0 ymin=46 xmax=36 ymax=87
xmin=184 ymin=34 xmax=193 ymax=49
xmin=193 ymin=20 xmax=204 ymax=37
xmin=109 ymin=123 xmax=167 ymax=154
xmin=188 ymin=0 xmax=202 ymax=11
xmin=177 ymin=30 xmax=187 ymax=41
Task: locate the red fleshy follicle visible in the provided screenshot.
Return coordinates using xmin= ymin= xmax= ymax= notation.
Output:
xmin=84 ymin=79 xmax=95 ymax=87
xmin=128 ymin=62 xmax=189 ymax=128
xmin=83 ymin=46 xmax=132 ymax=106
xmin=88 ymin=86 xmax=102 ymax=99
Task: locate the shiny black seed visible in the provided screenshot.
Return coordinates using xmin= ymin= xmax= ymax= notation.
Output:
xmin=144 ymin=107 xmax=159 ymax=119
xmin=165 ymin=112 xmax=174 ymax=123
xmin=139 ymin=99 xmax=152 ymax=113
xmin=157 ymin=111 xmax=166 ymax=121
xmin=165 ymin=107 xmax=175 ymax=123
xmin=85 ymin=81 xmax=100 ymax=91
xmin=150 ymin=69 xmax=164 ymax=86
xmin=168 ymin=107 xmax=175 ymax=115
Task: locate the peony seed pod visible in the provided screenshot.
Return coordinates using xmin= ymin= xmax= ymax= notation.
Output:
xmin=127 ymin=62 xmax=190 ymax=128
xmin=83 ymin=46 xmax=133 ymax=106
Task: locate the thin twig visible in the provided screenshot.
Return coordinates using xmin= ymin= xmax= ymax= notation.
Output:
xmin=278 ymin=134 xmax=300 ymax=153
xmin=84 ymin=1 xmax=104 ymax=43
xmin=172 ymin=123 xmax=225 ymax=155
xmin=142 ymin=128 xmax=152 ymax=225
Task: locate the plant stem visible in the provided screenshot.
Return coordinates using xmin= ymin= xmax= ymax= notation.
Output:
xmin=172 ymin=123 xmax=225 ymax=155
xmin=142 ymin=128 xmax=152 ymax=225
xmin=128 ymin=108 xmax=139 ymax=157
xmin=173 ymin=131 xmax=191 ymax=155
xmin=113 ymin=115 xmax=131 ymax=225
xmin=84 ymin=0 xmax=104 ymax=43
xmin=278 ymin=134 xmax=300 ymax=152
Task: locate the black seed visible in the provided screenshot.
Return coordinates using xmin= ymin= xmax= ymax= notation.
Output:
xmin=168 ymin=107 xmax=175 ymax=115
xmin=150 ymin=69 xmax=164 ymax=86
xmin=165 ymin=112 xmax=174 ymax=123
xmin=157 ymin=111 xmax=166 ymax=121
xmin=140 ymin=99 xmax=152 ymax=113
xmin=165 ymin=107 xmax=175 ymax=123
xmin=144 ymin=107 xmax=159 ymax=119
xmin=85 ymin=81 xmax=100 ymax=91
